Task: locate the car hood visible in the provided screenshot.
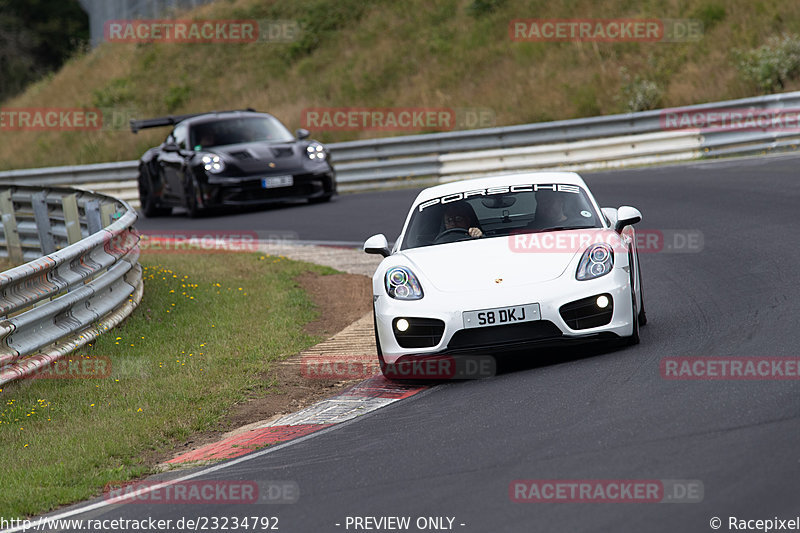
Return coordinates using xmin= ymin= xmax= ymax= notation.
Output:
xmin=397 ymin=234 xmax=587 ymax=292
xmin=214 ymin=142 xmax=304 ymax=173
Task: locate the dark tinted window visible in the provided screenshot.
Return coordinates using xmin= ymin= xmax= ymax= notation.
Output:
xmin=190 ymin=116 xmax=294 ymax=149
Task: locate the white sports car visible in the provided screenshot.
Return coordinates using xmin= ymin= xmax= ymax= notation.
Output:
xmin=364 ymin=171 xmax=646 ymax=379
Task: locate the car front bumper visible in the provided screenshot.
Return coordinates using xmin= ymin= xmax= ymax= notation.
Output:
xmin=374 ymin=267 xmax=634 ymax=364
xmin=200 ymin=170 xmax=336 ymax=206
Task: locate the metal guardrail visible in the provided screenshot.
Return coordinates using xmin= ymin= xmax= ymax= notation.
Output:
xmin=1 ymin=91 xmax=800 ymax=205
xmin=0 ymin=186 xmax=142 ymax=386
xmin=437 ymin=130 xmax=703 ymax=179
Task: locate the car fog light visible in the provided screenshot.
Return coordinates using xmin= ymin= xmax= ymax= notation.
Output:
xmin=396 ymin=318 xmax=409 ymax=332
xmin=596 ymin=295 xmax=609 ymax=308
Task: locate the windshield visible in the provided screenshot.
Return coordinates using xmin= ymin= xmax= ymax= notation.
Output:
xmin=190 ymin=116 xmax=295 ymax=150
xmin=400 ymin=184 xmax=603 ymax=250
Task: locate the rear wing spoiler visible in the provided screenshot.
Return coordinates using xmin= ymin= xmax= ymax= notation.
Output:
xmin=130 ymin=108 xmax=256 ymax=133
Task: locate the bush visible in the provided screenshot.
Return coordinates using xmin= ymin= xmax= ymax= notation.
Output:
xmin=692 ymin=2 xmax=726 ymax=30
xmin=733 ymin=34 xmax=800 ymax=93
xmin=620 ymin=70 xmax=663 ymax=112
xmin=467 ymin=0 xmax=506 ymax=17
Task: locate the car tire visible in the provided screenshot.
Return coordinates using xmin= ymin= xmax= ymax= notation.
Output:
xmin=373 ymin=308 xmax=390 ymax=377
xmin=184 ymin=177 xmax=203 ymax=218
xmin=308 ymin=194 xmax=333 ymax=204
xmin=626 ymin=266 xmax=641 ymax=346
xmin=374 ymin=307 xmax=407 ymax=382
xmin=635 ymin=252 xmax=647 ymax=326
xmin=138 ymin=171 xmax=170 ymax=217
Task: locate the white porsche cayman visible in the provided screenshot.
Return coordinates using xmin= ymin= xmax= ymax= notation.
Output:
xmin=364 ymin=172 xmax=646 ymax=378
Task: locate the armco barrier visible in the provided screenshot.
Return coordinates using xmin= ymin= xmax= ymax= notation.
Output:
xmin=1 ymin=91 xmax=800 ymax=205
xmin=437 ymin=130 xmax=704 ymax=180
xmin=0 ymin=186 xmax=141 ymax=387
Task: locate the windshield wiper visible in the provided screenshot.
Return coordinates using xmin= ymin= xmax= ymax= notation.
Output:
xmin=527 ymin=225 xmax=598 ymax=233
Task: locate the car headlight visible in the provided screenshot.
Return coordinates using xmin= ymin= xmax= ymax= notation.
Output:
xmin=576 ymin=243 xmax=614 ymax=281
xmin=201 ymin=154 xmax=225 ymax=174
xmin=385 ymin=267 xmax=423 ymax=300
xmin=306 ymin=143 xmax=326 ymax=161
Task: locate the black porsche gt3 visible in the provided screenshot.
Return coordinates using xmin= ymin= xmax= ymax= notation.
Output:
xmin=131 ymin=109 xmax=336 ymax=217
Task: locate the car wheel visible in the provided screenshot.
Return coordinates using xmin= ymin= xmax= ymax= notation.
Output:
xmin=636 ymin=252 xmax=647 ymax=326
xmin=374 ymin=307 xmax=403 ymax=382
xmin=626 ymin=266 xmax=640 ymax=346
xmin=308 ymin=194 xmax=333 ymax=204
xmin=138 ymin=171 xmax=170 ymax=217
xmin=184 ymin=177 xmax=203 ymax=218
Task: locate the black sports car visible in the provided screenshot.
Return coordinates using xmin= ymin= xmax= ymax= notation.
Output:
xmin=131 ymin=109 xmax=336 ymax=217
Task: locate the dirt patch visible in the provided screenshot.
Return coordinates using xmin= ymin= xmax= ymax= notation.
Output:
xmin=295 ymin=271 xmax=373 ymax=336
xmin=159 ymin=270 xmax=373 ymax=466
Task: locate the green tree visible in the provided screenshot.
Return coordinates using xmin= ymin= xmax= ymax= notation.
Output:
xmin=0 ymin=0 xmax=89 ymax=101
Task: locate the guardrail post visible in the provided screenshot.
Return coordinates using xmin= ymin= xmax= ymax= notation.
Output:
xmin=85 ymin=199 xmax=103 ymax=235
xmin=32 ymin=191 xmax=56 ymax=255
xmin=0 ymin=190 xmax=23 ymax=264
xmin=61 ymin=193 xmax=83 ymax=244
xmin=100 ymin=202 xmax=116 ymax=228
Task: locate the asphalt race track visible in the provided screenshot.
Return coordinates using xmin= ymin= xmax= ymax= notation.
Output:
xmin=51 ymin=154 xmax=800 ymax=531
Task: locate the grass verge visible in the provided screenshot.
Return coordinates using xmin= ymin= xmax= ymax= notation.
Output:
xmin=0 ymin=251 xmax=336 ymax=519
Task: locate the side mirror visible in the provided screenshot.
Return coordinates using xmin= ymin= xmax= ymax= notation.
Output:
xmin=364 ymin=234 xmax=390 ymax=257
xmin=614 ymin=206 xmax=642 ymax=233
xmin=296 ymin=128 xmax=310 ymax=140
xmin=601 ymin=207 xmax=617 ymax=228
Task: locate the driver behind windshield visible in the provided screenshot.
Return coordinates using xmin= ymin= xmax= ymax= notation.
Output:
xmin=442 ymin=202 xmax=483 ymax=238
xmin=528 ymin=190 xmax=582 ymax=229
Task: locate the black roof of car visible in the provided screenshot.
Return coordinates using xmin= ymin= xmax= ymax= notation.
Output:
xmin=130 ymin=109 xmax=273 ymax=133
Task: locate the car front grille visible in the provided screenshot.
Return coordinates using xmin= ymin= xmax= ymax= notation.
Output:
xmin=271 ymin=147 xmax=294 ymax=157
xmin=217 ymin=173 xmax=333 ymax=203
xmin=447 ymin=320 xmax=562 ymax=350
xmin=393 ymin=318 xmax=446 ymax=349
xmin=559 ymin=294 xmax=614 ymax=330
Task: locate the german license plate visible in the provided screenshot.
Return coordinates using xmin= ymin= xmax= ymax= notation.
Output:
xmin=261 ymin=175 xmax=293 ymax=189
xmin=463 ymin=304 xmax=540 ymax=329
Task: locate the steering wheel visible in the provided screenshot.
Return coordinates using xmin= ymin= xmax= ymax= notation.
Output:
xmin=434 ymin=227 xmax=471 ymax=243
